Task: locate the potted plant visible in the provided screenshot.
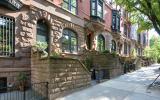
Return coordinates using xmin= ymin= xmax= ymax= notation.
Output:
xmin=17 ymin=72 xmax=27 ymax=91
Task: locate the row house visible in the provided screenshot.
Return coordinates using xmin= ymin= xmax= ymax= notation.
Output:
xmin=0 ymin=0 xmax=148 ymax=95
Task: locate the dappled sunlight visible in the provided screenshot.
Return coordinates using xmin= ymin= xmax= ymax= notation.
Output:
xmin=56 ymin=65 xmax=160 ymax=100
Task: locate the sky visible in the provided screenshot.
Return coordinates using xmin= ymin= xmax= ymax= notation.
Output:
xmin=148 ymin=29 xmax=160 ymax=40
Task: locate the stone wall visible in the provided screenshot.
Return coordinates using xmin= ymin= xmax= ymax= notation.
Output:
xmin=31 ymin=52 xmax=91 ymax=99
xmin=0 ymin=47 xmax=31 ymax=85
xmin=93 ymin=53 xmax=123 ymax=78
xmin=83 ymin=51 xmax=123 ymax=79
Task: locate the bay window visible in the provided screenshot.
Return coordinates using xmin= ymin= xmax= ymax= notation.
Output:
xmin=91 ymin=0 xmax=103 ymax=19
xmin=112 ymin=10 xmax=120 ymax=32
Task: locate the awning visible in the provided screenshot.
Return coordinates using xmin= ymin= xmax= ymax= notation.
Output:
xmin=0 ymin=0 xmax=23 ymax=11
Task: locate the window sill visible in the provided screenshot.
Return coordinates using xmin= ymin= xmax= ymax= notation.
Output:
xmin=0 ymin=56 xmax=21 ymax=59
xmin=62 ymin=52 xmax=79 ymax=55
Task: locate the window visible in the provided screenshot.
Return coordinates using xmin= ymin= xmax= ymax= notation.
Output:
xmin=128 ymin=44 xmax=131 ymax=55
xmin=91 ymin=0 xmax=103 ymax=18
xmin=124 ymin=42 xmax=127 ymax=55
xmin=112 ymin=10 xmax=120 ymax=32
xmin=111 ymin=40 xmax=116 ymax=52
xmin=62 ymin=29 xmax=78 ymax=53
xmin=143 ymin=34 xmax=146 ymax=45
xmin=36 ymin=19 xmax=49 ymax=49
xmin=0 ymin=15 xmax=15 ymax=57
xmin=98 ymin=34 xmax=105 ymax=52
xmin=124 ymin=24 xmax=127 ymax=36
xmin=63 ymin=0 xmax=77 ymax=15
xmin=138 ymin=33 xmax=141 ymax=44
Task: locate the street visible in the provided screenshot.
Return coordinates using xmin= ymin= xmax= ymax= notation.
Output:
xmin=57 ymin=64 xmax=160 ymax=100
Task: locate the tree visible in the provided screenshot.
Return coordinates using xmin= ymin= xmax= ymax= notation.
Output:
xmin=115 ymin=0 xmax=160 ymax=35
xmin=144 ymin=37 xmax=160 ymax=62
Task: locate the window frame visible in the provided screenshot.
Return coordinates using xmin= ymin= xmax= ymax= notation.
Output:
xmin=63 ymin=0 xmax=78 ymax=15
xmin=111 ymin=40 xmax=116 ymax=52
xmin=91 ymin=0 xmax=103 ymax=19
xmin=124 ymin=42 xmax=127 ymax=55
xmin=62 ymin=29 xmax=78 ymax=53
xmin=112 ymin=10 xmax=120 ymax=32
xmin=0 ymin=15 xmax=15 ymax=57
xmin=36 ymin=19 xmax=49 ymax=44
xmin=97 ymin=34 xmax=105 ymax=52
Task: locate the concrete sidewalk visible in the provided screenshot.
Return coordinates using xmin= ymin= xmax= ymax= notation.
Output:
xmin=57 ymin=64 xmax=160 ymax=100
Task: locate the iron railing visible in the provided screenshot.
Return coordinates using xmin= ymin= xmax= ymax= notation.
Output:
xmin=0 ymin=15 xmax=15 ymax=57
xmin=0 ymin=82 xmax=48 ymax=100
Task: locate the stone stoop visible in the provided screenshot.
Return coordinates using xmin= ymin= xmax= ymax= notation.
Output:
xmin=31 ymin=52 xmax=91 ymax=99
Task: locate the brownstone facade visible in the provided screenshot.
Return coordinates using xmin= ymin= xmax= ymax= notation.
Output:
xmin=31 ymin=52 xmax=90 ymax=99
xmin=0 ymin=0 xmax=85 ymax=88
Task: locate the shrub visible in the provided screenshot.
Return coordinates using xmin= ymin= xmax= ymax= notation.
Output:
xmin=51 ymin=51 xmax=60 ymax=58
xmin=102 ymin=50 xmax=110 ymax=54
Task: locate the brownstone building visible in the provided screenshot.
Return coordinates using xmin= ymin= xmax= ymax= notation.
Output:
xmin=0 ymin=0 xmax=149 ymax=98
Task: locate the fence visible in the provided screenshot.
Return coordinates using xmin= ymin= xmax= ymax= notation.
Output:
xmin=0 ymin=82 xmax=48 ymax=100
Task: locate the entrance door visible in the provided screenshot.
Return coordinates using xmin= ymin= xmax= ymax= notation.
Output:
xmin=87 ymin=34 xmax=92 ymax=50
xmin=0 ymin=77 xmax=7 ymax=93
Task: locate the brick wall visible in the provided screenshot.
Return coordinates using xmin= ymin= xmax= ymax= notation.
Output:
xmin=31 ymin=52 xmax=91 ymax=99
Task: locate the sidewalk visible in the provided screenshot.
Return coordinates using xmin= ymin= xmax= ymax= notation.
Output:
xmin=56 ymin=64 xmax=160 ymax=100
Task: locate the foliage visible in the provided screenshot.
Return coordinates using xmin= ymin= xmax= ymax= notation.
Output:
xmin=102 ymin=49 xmax=110 ymax=54
xmin=35 ymin=41 xmax=48 ymax=51
xmin=34 ymin=41 xmax=48 ymax=57
xmin=51 ymin=51 xmax=60 ymax=58
xmin=130 ymin=48 xmax=137 ymax=59
xmin=83 ymin=56 xmax=93 ymax=70
xmin=111 ymin=51 xmax=118 ymax=57
xmin=144 ymin=37 xmax=160 ymax=62
xmin=115 ymin=0 xmax=160 ymax=34
xmin=17 ymin=72 xmax=27 ymax=82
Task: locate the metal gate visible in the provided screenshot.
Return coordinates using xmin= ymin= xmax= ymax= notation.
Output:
xmin=0 ymin=82 xmax=48 ymax=100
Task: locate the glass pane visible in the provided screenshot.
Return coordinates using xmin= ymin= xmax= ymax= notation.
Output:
xmin=36 ymin=20 xmax=48 ymax=44
xmin=0 ymin=18 xmax=6 ymax=26
xmin=37 ymin=31 xmax=47 ymax=42
xmin=71 ymin=0 xmax=77 ymax=7
xmin=98 ymin=35 xmax=105 ymax=51
xmin=63 ymin=2 xmax=69 ymax=10
xmin=71 ymin=7 xmax=76 ymax=14
xmin=92 ymin=2 xmax=95 ymax=9
xmin=71 ymin=46 xmax=77 ymax=52
xmin=97 ymin=3 xmax=102 ymax=18
xmin=64 ymin=0 xmax=69 ymax=2
xmin=62 ymin=44 xmax=70 ymax=52
xmin=62 ymin=35 xmax=70 ymax=45
xmin=70 ymin=31 xmax=76 ymax=37
xmin=71 ymin=37 xmax=77 ymax=45
xmin=92 ymin=10 xmax=95 ymax=16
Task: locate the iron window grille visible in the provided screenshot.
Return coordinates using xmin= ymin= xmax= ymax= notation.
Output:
xmin=0 ymin=15 xmax=15 ymax=57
